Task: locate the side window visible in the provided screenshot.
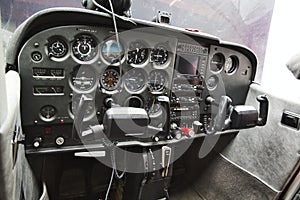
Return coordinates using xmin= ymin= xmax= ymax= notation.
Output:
xmin=262 ymin=1 xmax=300 ymax=98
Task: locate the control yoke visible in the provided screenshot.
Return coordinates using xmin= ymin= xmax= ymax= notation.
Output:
xmin=203 ymin=95 xmax=269 ymax=135
xmin=204 ymin=96 xmax=232 ymax=135
xmin=74 ymin=95 xmax=170 ymax=140
xmin=74 ymin=94 xmax=269 ymax=139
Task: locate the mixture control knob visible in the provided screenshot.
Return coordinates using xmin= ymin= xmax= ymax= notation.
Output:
xmin=181 ymin=127 xmax=195 ymax=137
xmin=33 ymin=137 xmax=42 ymax=148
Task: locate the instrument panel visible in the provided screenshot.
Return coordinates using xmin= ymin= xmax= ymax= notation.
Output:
xmin=17 ymin=20 xmax=254 ymax=152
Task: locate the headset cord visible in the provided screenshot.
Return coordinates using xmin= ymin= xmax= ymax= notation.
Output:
xmin=91 ymin=0 xmax=137 ymax=25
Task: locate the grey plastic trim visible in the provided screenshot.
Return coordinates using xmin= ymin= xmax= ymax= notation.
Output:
xmin=0 ymin=16 xmax=7 ymax=125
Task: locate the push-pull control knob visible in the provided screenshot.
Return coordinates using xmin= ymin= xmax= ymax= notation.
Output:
xmin=33 ymin=137 xmax=42 ymax=148
xmin=55 ymin=136 xmax=65 ymax=146
xmin=171 ymin=129 xmax=182 ymax=140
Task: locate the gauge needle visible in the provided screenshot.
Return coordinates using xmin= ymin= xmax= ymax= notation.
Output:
xmin=151 ymin=99 xmax=155 ymax=111
xmin=154 ymin=73 xmax=158 ymax=85
xmin=51 ymin=87 xmax=57 ymax=93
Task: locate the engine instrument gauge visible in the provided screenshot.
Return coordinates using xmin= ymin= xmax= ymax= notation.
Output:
xmin=151 ymin=45 xmax=169 ymax=66
xmin=101 ymin=38 xmax=124 ymax=64
xmin=207 ymin=75 xmax=219 ymax=90
xmin=70 ymin=66 xmax=97 ymax=92
xmin=210 ymin=53 xmax=225 ymax=72
xmin=124 ymin=68 xmax=146 ymax=92
xmin=72 ymin=34 xmax=98 ymax=62
xmin=145 ymin=97 xmax=162 ymax=117
xmin=127 ymin=40 xmax=149 ymax=65
xmin=39 ymin=105 xmax=57 ymax=122
xmin=148 ymin=70 xmax=167 ymax=92
xmin=100 ymin=68 xmax=121 ymax=91
xmin=48 ymin=38 xmax=68 ymax=58
xmin=224 ymin=55 xmax=239 ymax=74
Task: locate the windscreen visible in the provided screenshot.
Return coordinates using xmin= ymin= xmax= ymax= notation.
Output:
xmin=0 ymin=0 xmax=275 ymax=81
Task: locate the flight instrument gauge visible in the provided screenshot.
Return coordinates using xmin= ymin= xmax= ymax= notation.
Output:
xmin=47 ymin=38 xmax=68 ymax=58
xmin=148 ymin=70 xmax=167 ymax=92
xmin=151 ymin=45 xmax=169 ymax=66
xmin=69 ymin=96 xmax=95 ymax=120
xmin=124 ymin=68 xmax=146 ymax=92
xmin=100 ymin=68 xmax=121 ymax=91
xmin=101 ymin=38 xmax=125 ymax=64
xmin=127 ymin=40 xmax=149 ymax=66
xmin=72 ymin=34 xmax=98 ymax=62
xmin=70 ymin=66 xmax=97 ymax=92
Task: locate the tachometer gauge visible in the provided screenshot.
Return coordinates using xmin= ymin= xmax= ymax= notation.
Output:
xmin=101 ymin=38 xmax=124 ymax=64
xmin=72 ymin=34 xmax=98 ymax=62
xmin=70 ymin=66 xmax=97 ymax=92
xmin=151 ymin=45 xmax=169 ymax=66
xmin=100 ymin=68 xmax=121 ymax=91
xmin=148 ymin=70 xmax=167 ymax=92
xmin=48 ymin=38 xmax=68 ymax=58
xmin=124 ymin=68 xmax=146 ymax=92
xmin=127 ymin=40 xmax=149 ymax=65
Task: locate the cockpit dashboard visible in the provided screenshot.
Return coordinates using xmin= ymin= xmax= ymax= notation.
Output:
xmin=8 ymin=8 xmax=256 ymax=154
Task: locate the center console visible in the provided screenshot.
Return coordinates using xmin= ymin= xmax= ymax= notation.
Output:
xmin=171 ymin=42 xmax=210 ymax=128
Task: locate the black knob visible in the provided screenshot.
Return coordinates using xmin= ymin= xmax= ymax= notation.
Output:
xmin=171 ymin=129 xmax=182 ymax=140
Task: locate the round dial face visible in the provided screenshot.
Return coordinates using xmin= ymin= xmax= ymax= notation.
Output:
xmin=40 ymin=105 xmax=56 ymax=122
xmin=70 ymin=66 xmax=97 ymax=92
xmin=48 ymin=38 xmax=68 ymax=58
xmin=70 ymin=96 xmax=95 ymax=120
xmin=224 ymin=56 xmax=239 ymax=74
xmin=145 ymin=97 xmax=162 ymax=117
xmin=72 ymin=35 xmax=98 ymax=62
xmin=127 ymin=41 xmax=149 ymax=65
xmin=125 ymin=96 xmax=143 ymax=108
xmin=148 ymin=70 xmax=167 ymax=92
xmin=100 ymin=68 xmax=121 ymax=91
xmin=124 ymin=69 xmax=146 ymax=92
xmin=207 ymin=75 xmax=219 ymax=90
xmin=101 ymin=39 xmax=124 ymax=64
xmin=151 ymin=46 xmax=169 ymax=65
xmin=210 ymin=53 xmax=225 ymax=72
